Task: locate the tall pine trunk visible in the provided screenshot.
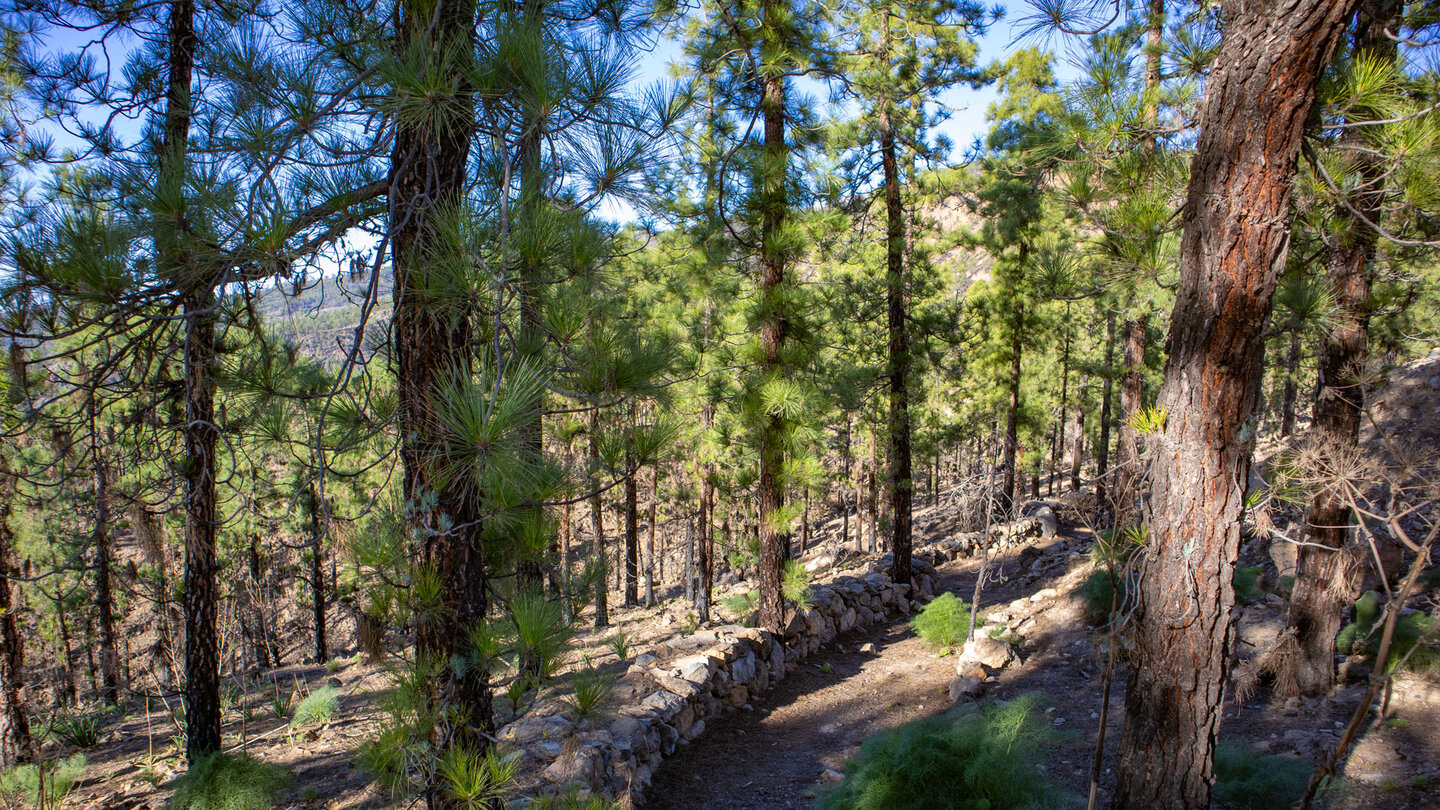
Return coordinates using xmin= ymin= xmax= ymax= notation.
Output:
xmin=389 ymin=0 xmax=491 ymax=772
xmin=1000 ymin=300 xmax=1023 ymax=515
xmin=881 ymin=103 xmax=913 ymax=586
xmin=1095 ymin=312 xmax=1116 ymax=502
xmin=0 ymin=455 xmax=30 ymax=766
xmin=88 ymin=405 xmax=120 ymax=706
xmin=1286 ymin=0 xmax=1399 ymax=698
xmin=1113 ymin=3 xmax=1356 ymax=807
xmin=1113 ymin=314 xmax=1147 ymax=528
xmin=307 ymin=482 xmax=327 ymax=664
xmin=754 ymin=5 xmax=791 ymax=635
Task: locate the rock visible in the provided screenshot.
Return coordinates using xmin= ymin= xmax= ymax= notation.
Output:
xmin=634 ymin=653 xmax=658 ymax=668
xmin=724 ymin=686 xmax=749 ymax=708
xmin=651 ymin=671 xmax=702 ymax=699
xmin=949 ymin=675 xmax=984 ymax=702
xmin=542 ymin=743 xmax=607 ymax=791
xmin=819 ymin=768 xmax=845 ymax=784
xmin=1033 ymin=506 xmax=1058 ymax=538
xmin=859 ymin=642 xmax=876 ymax=653
xmin=1339 ymin=656 xmax=1372 ymax=683
xmin=958 ymin=636 xmax=1015 ymax=671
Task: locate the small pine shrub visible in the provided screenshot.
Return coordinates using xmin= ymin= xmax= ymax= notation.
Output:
xmin=1079 ymin=570 xmax=1138 ymax=626
xmin=909 ymin=593 xmax=971 ymax=653
xmin=782 ymin=560 xmax=813 ymax=611
xmin=564 ymin=661 xmax=616 ymax=720
xmin=721 ymin=591 xmax=759 ymax=624
xmin=1336 ymin=592 xmax=1438 ymax=672
xmin=0 ymin=754 xmax=87 ymax=807
xmin=437 ymin=746 xmax=518 ymax=808
xmin=1232 ymin=567 xmax=1265 ymax=602
xmin=1211 ymin=742 xmax=1312 ymax=810
xmin=819 ymin=694 xmax=1064 ymax=810
xmin=53 ymin=713 xmax=100 ymax=748
xmin=604 ymin=632 xmax=631 ymax=660
xmin=291 ymin=686 xmax=340 ymax=728
xmin=168 ymin=752 xmax=290 ymax=810
xmin=530 ymin=786 xmax=622 ymax=809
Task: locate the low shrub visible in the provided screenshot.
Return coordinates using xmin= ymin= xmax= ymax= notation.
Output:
xmin=0 ymin=754 xmax=87 ymax=807
xmin=1211 ymin=742 xmax=1311 ymax=810
xmin=564 ymin=661 xmax=616 ymax=720
xmin=1232 ymin=567 xmax=1265 ymax=602
xmin=168 ymin=752 xmax=290 ymax=810
xmin=1336 ymin=592 xmax=1438 ymax=672
xmin=819 ymin=694 xmax=1065 ymax=810
xmin=1079 ymin=570 xmax=1138 ymax=626
xmin=52 ymin=712 xmax=100 ymax=748
xmin=291 ymin=686 xmax=340 ymax=728
xmin=908 ymin=593 xmax=971 ymax=653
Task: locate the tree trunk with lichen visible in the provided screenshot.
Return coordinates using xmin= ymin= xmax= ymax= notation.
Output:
xmin=1113 ymin=3 xmax=1357 ymax=807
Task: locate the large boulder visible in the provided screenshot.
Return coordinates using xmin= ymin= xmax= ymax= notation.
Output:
xmin=957 ymin=635 xmax=1015 ymax=671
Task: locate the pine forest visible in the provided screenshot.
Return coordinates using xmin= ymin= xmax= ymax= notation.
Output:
xmin=0 ymin=0 xmax=1437 ymax=808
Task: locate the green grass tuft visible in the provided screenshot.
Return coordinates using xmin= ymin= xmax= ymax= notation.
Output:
xmin=291 ymin=686 xmax=340 ymax=728
xmin=168 ymin=752 xmax=290 ymax=810
xmin=0 ymin=754 xmax=87 ymax=807
xmin=908 ymin=592 xmax=972 ymax=653
xmin=819 ymin=694 xmax=1066 ymax=810
xmin=1211 ymin=742 xmax=1311 ymax=810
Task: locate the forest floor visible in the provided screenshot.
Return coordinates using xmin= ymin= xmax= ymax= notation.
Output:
xmin=49 ymin=338 xmax=1440 ymax=810
xmin=61 ymin=513 xmax=1440 ymax=810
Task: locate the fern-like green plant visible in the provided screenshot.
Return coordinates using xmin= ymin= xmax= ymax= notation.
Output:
xmin=437 ymin=746 xmax=518 ymax=809
xmin=819 ymin=694 xmax=1065 ymax=810
xmin=0 ymin=754 xmax=87 ymax=808
xmin=908 ymin=593 xmax=971 ymax=653
xmin=168 ymin=752 xmax=290 ymax=810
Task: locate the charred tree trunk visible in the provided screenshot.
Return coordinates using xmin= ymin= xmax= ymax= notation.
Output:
xmin=1286 ymin=0 xmax=1399 ymax=698
xmin=590 ymin=409 xmax=608 ymax=628
xmin=1279 ymin=328 xmax=1303 ymax=438
xmin=1070 ymin=378 xmax=1087 ymax=493
xmin=1000 ymin=300 xmax=1024 ymax=516
xmin=155 ymin=0 xmax=223 ymax=762
xmin=1096 ymin=312 xmax=1117 ymax=502
xmin=645 ymin=473 xmax=657 ymax=607
xmin=0 ymin=456 xmax=31 ymax=766
xmin=882 ymin=102 xmax=913 ymax=586
xmin=307 ymin=482 xmax=327 ymax=664
xmin=624 ymin=456 xmax=639 ymax=608
xmin=1113 ymin=315 xmax=1148 ymax=528
xmin=390 ymin=0 xmax=490 ymax=773
xmin=1113 ymin=4 xmax=1356 ymax=808
xmin=89 ymin=418 xmax=120 ymax=706
xmin=754 ymin=11 xmax=791 ymax=635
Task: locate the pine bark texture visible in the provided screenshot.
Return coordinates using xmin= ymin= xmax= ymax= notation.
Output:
xmin=1113 ymin=3 xmax=1357 ymax=808
xmin=0 ymin=456 xmax=32 ymax=766
xmin=1287 ymin=0 xmax=1400 ymax=698
xmin=754 ymin=5 xmax=791 ymax=635
xmin=389 ymin=0 xmax=491 ymax=764
xmin=882 ymin=107 xmax=913 ymax=587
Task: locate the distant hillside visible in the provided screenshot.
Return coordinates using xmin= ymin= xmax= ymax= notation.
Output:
xmin=255 ymin=271 xmax=393 ymax=365
xmin=256 ymin=207 xmax=991 ymax=364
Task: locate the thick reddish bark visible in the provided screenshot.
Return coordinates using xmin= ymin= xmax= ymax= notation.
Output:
xmin=1113 ymin=3 xmax=1357 ymax=808
xmin=1286 ymin=0 xmax=1400 ymax=698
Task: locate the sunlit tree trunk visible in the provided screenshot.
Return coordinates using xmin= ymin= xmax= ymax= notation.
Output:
xmin=1114 ymin=3 xmax=1357 ymax=807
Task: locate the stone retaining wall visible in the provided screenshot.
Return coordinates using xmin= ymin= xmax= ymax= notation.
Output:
xmin=500 ymin=562 xmax=940 ymax=807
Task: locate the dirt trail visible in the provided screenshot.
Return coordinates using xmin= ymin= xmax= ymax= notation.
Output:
xmin=646 ymin=554 xmax=1055 ymax=810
